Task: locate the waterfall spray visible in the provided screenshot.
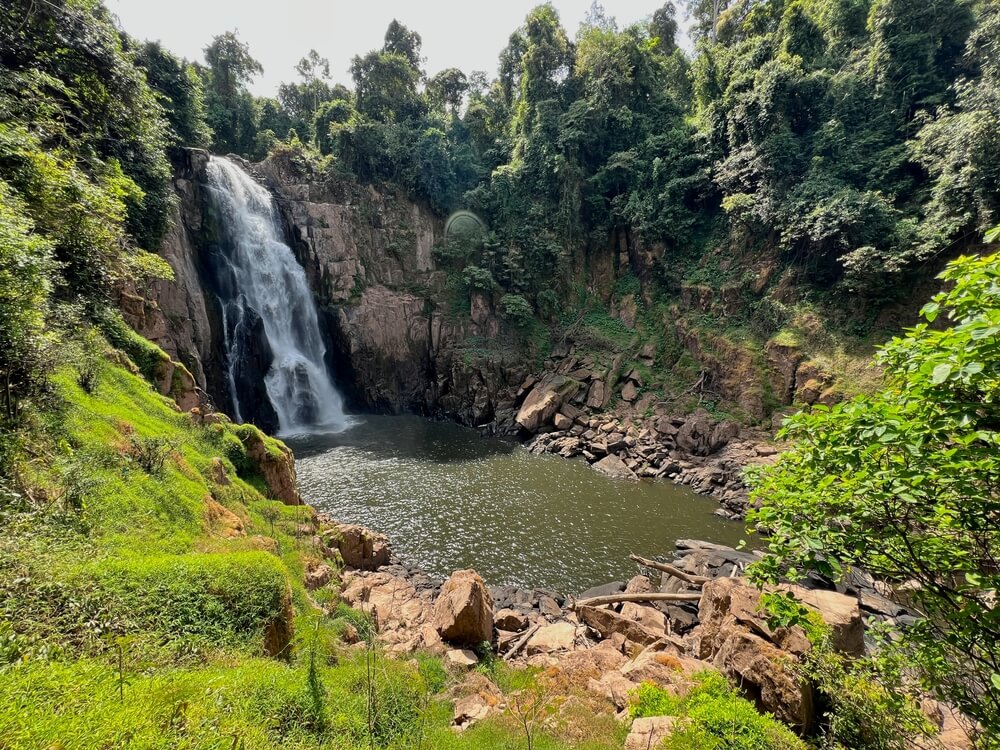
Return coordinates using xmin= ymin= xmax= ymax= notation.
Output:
xmin=205 ymin=156 xmax=349 ymax=435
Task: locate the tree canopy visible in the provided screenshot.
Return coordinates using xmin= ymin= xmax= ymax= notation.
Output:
xmin=749 ymin=246 xmax=1000 ymax=733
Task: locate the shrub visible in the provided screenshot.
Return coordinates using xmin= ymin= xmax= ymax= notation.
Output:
xmin=630 ymin=673 xmax=806 ymax=750
xmin=749 ymin=250 xmax=1000 ymax=730
xmin=499 ymin=294 xmax=534 ymax=328
xmin=462 ymin=265 xmax=496 ymax=292
xmin=126 ymin=435 xmax=175 ymax=474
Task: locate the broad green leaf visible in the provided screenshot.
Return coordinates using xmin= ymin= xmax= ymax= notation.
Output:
xmin=931 ymin=364 xmax=952 ymax=385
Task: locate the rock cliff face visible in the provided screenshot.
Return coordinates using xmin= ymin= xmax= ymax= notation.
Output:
xmin=121 ymin=149 xmax=220 ymax=397
xmin=257 ymin=152 xmax=529 ymax=425
xmin=131 ymin=149 xmax=838 ymax=440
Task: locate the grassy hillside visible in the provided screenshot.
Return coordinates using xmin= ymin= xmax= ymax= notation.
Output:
xmin=0 ymin=332 xmax=639 ymax=749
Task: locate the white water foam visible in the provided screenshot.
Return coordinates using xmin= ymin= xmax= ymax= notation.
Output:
xmin=205 ymin=156 xmax=350 ymax=436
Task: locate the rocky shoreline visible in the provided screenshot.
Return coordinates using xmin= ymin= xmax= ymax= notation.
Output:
xmin=507 ymin=370 xmax=782 ymax=519
xmin=310 ymin=520 xmax=969 ymax=747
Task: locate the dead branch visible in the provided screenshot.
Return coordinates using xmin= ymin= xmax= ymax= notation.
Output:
xmin=574 ymin=592 xmax=703 ymax=608
xmin=629 ymin=554 xmax=710 ymax=586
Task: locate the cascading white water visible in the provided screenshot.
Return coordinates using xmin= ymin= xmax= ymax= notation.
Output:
xmin=205 ymin=156 xmax=349 ymax=435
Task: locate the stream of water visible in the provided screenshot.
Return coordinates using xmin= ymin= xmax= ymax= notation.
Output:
xmin=289 ymin=415 xmax=750 ymax=594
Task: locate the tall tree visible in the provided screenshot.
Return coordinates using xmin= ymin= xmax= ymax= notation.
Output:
xmin=382 ymin=19 xmax=423 ymax=71
xmin=427 ymin=68 xmax=469 ymax=116
xmin=135 ymin=41 xmax=212 ymax=149
xmin=203 ymin=31 xmax=262 ymax=154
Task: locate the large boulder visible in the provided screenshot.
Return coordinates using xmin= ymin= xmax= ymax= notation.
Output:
xmin=241 ymin=428 xmax=300 ymax=505
xmin=688 ymin=577 xmax=865 ymax=732
xmin=433 ymin=569 xmax=494 ymax=648
xmin=578 ymin=605 xmax=664 ymax=646
xmin=515 ymin=375 xmax=580 ymax=433
xmin=325 ymin=523 xmax=392 ymax=570
xmin=525 ymin=622 xmax=579 ymax=655
xmin=586 ymin=380 xmax=609 ymax=409
xmin=676 ymin=412 xmax=713 ymax=456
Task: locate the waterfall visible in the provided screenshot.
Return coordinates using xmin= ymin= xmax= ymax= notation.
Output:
xmin=205 ymin=156 xmax=349 ymax=435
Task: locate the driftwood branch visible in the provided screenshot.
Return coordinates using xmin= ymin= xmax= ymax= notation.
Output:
xmin=575 ymin=592 xmax=703 ymax=608
xmin=504 ymin=623 xmax=541 ymax=661
xmin=629 ymin=554 xmax=710 ymax=586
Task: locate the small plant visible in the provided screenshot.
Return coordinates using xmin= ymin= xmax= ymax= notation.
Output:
xmin=126 ymin=435 xmax=175 ymax=474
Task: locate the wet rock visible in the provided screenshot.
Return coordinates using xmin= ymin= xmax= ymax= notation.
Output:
xmin=593 ymin=454 xmax=638 ymax=480
xmin=433 ymin=569 xmax=494 ymax=648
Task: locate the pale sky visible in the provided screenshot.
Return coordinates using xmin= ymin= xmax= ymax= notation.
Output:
xmin=108 ymin=0 xmax=691 ymax=96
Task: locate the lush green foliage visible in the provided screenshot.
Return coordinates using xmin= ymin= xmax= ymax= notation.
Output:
xmin=0 ymin=0 xmax=173 ymax=252
xmin=631 ymin=672 xmax=806 ymax=750
xmin=156 ymin=0 xmax=998 ymax=331
xmin=749 ymin=250 xmax=1000 ymax=735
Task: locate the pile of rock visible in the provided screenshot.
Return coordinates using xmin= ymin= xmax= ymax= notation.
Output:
xmin=311 ymin=524 xmax=970 ymax=748
xmin=522 ymin=403 xmax=773 ymax=516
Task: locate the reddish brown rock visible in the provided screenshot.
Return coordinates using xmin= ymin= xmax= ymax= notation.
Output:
xmin=688 ymin=577 xmax=863 ymax=731
xmin=433 ymin=569 xmax=494 ymax=648
xmin=304 ymin=559 xmax=334 ymax=591
xmin=325 ymin=523 xmax=391 ymax=570
xmin=240 ymin=427 xmax=300 ymax=505
xmin=578 ymin=605 xmax=663 ymax=645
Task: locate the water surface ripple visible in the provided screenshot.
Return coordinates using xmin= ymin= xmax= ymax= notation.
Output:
xmin=290 ymin=415 xmax=748 ymax=594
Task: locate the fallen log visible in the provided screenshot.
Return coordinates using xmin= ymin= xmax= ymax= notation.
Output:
xmin=575 ymin=592 xmax=703 ymax=608
xmin=629 ymin=554 xmax=711 ymax=585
